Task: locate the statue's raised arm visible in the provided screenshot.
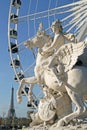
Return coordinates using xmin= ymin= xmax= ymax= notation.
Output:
xmin=42 ymin=20 xmax=75 ymax=55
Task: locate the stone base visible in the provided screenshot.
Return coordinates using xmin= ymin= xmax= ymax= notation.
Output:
xmin=25 ymin=119 xmax=87 ymax=130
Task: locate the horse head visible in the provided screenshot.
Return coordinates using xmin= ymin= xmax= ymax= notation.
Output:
xmin=24 ymin=31 xmax=52 ymax=49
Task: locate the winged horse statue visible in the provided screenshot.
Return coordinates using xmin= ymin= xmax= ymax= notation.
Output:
xmin=17 ymin=21 xmax=87 ymax=125
xmin=17 ymin=0 xmax=87 ymax=127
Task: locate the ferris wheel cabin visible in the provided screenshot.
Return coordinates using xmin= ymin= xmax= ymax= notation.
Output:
xmin=10 ymin=58 xmax=20 ymax=68
xmin=10 ymin=14 xmax=18 ymax=24
xmin=12 ymin=0 xmax=21 ymax=9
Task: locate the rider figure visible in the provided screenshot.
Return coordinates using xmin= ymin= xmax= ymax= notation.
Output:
xmin=41 ymin=20 xmax=75 ymax=86
xmin=43 ymin=20 xmax=64 ymax=53
xmin=41 ymin=20 xmax=64 ymax=86
xmin=36 ymin=20 xmax=75 ymax=86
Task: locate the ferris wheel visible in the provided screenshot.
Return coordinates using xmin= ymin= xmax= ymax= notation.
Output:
xmin=8 ymin=0 xmax=87 ymax=109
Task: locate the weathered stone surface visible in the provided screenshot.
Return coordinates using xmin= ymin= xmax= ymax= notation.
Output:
xmin=25 ymin=120 xmax=87 ymax=130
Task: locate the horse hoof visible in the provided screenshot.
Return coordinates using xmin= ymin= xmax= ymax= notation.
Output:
xmin=17 ymin=96 xmax=22 ymax=103
xmin=57 ymin=119 xmax=65 ymax=127
xmin=85 ymin=37 xmax=87 ymax=44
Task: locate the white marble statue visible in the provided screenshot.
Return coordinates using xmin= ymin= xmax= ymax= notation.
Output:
xmin=17 ymin=20 xmax=87 ymax=127
xmin=17 ymin=20 xmax=74 ymax=103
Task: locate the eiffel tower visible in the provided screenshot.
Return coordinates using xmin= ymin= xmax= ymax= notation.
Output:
xmin=7 ymin=87 xmax=16 ymax=118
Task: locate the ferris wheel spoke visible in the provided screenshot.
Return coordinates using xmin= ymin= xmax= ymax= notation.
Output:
xmin=14 ymin=0 xmax=86 ymax=23
xmin=66 ymin=13 xmax=87 ymax=33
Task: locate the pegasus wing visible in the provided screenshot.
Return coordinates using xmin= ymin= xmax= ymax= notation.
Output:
xmin=56 ymin=41 xmax=87 ymax=72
